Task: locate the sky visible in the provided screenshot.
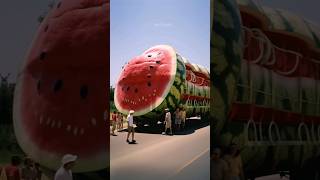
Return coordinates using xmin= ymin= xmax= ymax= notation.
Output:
xmin=1 ymin=0 xmax=320 ymax=83
xmin=110 ymin=0 xmax=210 ymax=86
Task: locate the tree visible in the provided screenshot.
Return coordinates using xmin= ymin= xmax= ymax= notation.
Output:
xmin=110 ymin=86 xmax=114 ymax=101
xmin=0 ymin=73 xmax=14 ymax=125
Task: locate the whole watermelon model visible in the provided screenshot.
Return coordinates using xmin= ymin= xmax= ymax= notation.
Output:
xmin=114 ymin=45 xmax=210 ymax=125
xmin=13 ymin=0 xmax=109 ymax=172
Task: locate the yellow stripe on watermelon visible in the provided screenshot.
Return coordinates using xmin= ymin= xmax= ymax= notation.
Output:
xmin=174 ymin=76 xmax=182 ymax=85
xmin=167 ymin=96 xmax=175 ymax=109
xmin=212 ymin=32 xmax=226 ymax=50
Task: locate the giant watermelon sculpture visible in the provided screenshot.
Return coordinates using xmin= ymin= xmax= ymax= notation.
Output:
xmin=212 ymin=0 xmax=320 ymax=178
xmin=13 ymin=0 xmax=109 ymax=172
xmin=114 ymin=45 xmax=210 ymax=126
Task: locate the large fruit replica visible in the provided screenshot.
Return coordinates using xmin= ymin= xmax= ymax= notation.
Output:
xmin=13 ymin=0 xmax=109 ymax=172
xmin=114 ymin=45 xmax=210 ymax=125
xmin=212 ymin=0 xmax=320 ymax=178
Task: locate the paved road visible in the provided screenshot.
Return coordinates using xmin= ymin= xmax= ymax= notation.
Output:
xmin=110 ymin=123 xmax=210 ymax=180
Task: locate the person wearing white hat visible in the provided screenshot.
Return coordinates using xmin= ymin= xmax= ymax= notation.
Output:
xmin=54 ymin=154 xmax=77 ymax=180
xmin=126 ymin=110 xmax=136 ymax=143
xmin=163 ymin=108 xmax=172 ymax=135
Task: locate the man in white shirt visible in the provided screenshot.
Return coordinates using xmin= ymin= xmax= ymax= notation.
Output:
xmin=126 ymin=110 xmax=136 ymax=143
xmin=163 ymin=108 xmax=172 ymax=135
xmin=54 ymin=154 xmax=77 ymax=180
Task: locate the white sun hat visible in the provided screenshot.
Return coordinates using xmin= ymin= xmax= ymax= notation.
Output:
xmin=61 ymin=154 xmax=77 ymax=165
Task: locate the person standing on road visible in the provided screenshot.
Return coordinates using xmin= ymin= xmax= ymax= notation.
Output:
xmin=111 ymin=111 xmax=117 ymax=136
xmin=0 ymin=166 xmax=6 ymax=180
xmin=223 ymin=144 xmax=244 ymax=180
xmin=5 ymin=155 xmax=22 ymax=180
xmin=117 ymin=112 xmax=123 ymax=131
xmin=34 ymin=163 xmax=42 ymax=180
xmin=181 ymin=107 xmax=186 ymax=130
xmin=211 ymin=148 xmax=229 ymax=180
xmin=126 ymin=110 xmax=136 ymax=143
xmin=21 ymin=157 xmax=37 ymax=180
xmin=54 ymin=154 xmax=77 ymax=180
xmin=174 ymin=108 xmax=181 ymax=132
xmin=163 ymin=108 xmax=173 ymax=135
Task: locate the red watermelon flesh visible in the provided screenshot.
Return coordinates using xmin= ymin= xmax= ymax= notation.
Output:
xmin=13 ymin=0 xmax=109 ymax=172
xmin=114 ymin=45 xmax=177 ymax=116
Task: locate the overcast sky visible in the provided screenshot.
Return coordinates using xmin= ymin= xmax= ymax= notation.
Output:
xmin=1 ymin=0 xmax=320 ymax=83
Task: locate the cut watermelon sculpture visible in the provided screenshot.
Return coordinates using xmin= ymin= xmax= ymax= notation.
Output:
xmin=13 ymin=0 xmax=109 ymax=172
xmin=114 ymin=45 xmax=210 ymax=125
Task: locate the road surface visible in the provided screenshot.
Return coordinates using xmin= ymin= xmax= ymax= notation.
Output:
xmin=110 ymin=122 xmax=210 ymax=180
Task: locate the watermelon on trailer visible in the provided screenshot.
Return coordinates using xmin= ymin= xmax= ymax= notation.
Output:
xmin=114 ymin=45 xmax=186 ymax=121
xmin=13 ymin=0 xmax=109 ymax=172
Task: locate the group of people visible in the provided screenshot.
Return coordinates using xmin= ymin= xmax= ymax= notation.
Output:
xmin=0 ymin=156 xmax=42 ymax=180
xmin=110 ymin=106 xmax=187 ymax=143
xmin=211 ymin=144 xmax=244 ymax=180
xmin=0 ymin=154 xmax=77 ymax=180
xmin=163 ymin=107 xmax=187 ymax=135
xmin=110 ymin=111 xmax=124 ymax=136
xmin=110 ymin=110 xmax=136 ymax=144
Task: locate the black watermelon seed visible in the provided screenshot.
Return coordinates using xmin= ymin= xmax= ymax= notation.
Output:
xmin=156 ymin=61 xmax=161 ymax=64
xmin=150 ymin=66 xmax=154 ymax=69
xmin=37 ymin=80 xmax=41 ymax=94
xmin=135 ymin=88 xmax=138 ymax=93
xmin=44 ymin=25 xmax=49 ymax=32
xmin=147 ymin=74 xmax=151 ymax=78
xmin=53 ymin=80 xmax=63 ymax=92
xmin=148 ymin=55 xmax=152 ymax=57
xmin=147 ymin=82 xmax=151 ymax=87
xmin=57 ymin=2 xmax=62 ymax=8
xmin=40 ymin=52 xmax=47 ymax=60
xmin=80 ymin=85 xmax=88 ymax=99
